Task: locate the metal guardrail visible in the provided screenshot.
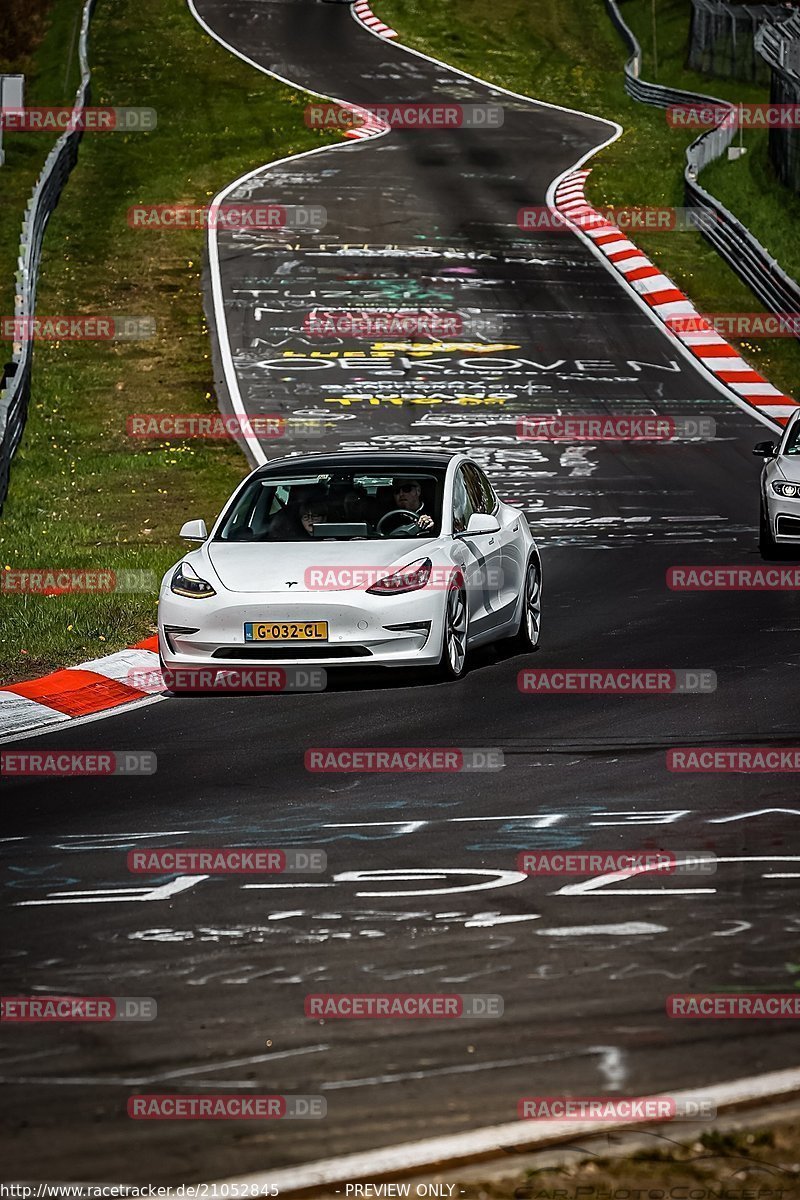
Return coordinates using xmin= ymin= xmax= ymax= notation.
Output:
xmin=602 ymin=0 xmax=800 ymax=329
xmin=0 ymin=0 xmax=98 ymax=514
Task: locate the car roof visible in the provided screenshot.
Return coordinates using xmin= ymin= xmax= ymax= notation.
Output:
xmin=252 ymin=451 xmax=462 ymax=478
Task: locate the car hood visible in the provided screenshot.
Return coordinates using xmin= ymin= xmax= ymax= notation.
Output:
xmin=205 ymin=539 xmax=438 ymax=593
xmin=776 ymin=455 xmax=800 ymax=484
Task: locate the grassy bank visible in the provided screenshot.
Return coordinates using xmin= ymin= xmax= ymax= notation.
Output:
xmin=403 ymin=1110 xmax=800 ymax=1199
xmin=374 ymin=0 xmax=800 ymax=400
xmin=0 ymin=0 xmax=337 ymax=685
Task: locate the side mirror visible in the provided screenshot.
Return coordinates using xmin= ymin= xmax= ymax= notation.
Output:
xmin=461 ymin=512 xmax=501 ymax=536
xmin=753 ymin=441 xmax=777 ymax=458
xmin=180 ymin=518 xmax=208 ymax=542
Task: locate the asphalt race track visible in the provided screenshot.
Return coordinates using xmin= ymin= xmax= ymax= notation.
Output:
xmin=2 ymin=0 xmax=800 ymax=1184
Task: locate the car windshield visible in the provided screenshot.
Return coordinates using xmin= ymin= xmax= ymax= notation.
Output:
xmin=215 ymin=470 xmax=445 ymax=542
xmin=784 ymin=421 xmax=800 ymax=455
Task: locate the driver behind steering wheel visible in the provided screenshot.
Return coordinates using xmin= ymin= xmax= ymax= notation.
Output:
xmin=386 ymin=477 xmax=434 ymax=533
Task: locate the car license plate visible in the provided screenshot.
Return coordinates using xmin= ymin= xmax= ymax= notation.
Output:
xmin=245 ymin=621 xmax=328 ymax=642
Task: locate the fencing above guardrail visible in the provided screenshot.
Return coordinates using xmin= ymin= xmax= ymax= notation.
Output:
xmin=0 ymin=0 xmax=98 ymax=515
xmin=602 ymin=0 xmax=800 ymax=335
xmin=756 ymin=13 xmax=800 ymax=193
xmin=688 ymin=0 xmax=792 ymax=85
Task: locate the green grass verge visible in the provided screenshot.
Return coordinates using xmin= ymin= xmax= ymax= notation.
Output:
xmin=0 ymin=0 xmax=338 ymax=685
xmin=374 ymin=0 xmax=800 ymax=401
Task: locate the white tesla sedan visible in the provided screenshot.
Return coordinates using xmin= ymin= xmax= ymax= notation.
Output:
xmin=754 ymin=409 xmax=800 ymax=559
xmin=158 ymin=451 xmax=541 ymax=685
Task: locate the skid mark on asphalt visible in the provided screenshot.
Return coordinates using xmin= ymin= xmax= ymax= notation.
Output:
xmin=318 ymin=1045 xmax=626 ymax=1092
xmin=0 ymin=1044 xmax=329 ymax=1088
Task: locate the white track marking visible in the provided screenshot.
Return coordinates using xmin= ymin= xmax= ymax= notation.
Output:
xmin=333 ymin=868 xmax=528 ymax=896
xmin=535 ymin=922 xmax=667 ymax=935
xmin=709 ymin=808 xmax=800 ymax=823
xmin=555 ymin=855 xmax=800 ymax=897
xmin=464 ymin=912 xmax=541 ymax=927
xmin=15 ymin=875 xmax=208 ymax=906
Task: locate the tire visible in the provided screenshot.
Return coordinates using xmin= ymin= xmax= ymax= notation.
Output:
xmin=512 ymin=555 xmax=542 ymax=651
xmin=437 ymin=580 xmax=468 ymax=680
xmin=759 ymin=501 xmax=782 ymax=561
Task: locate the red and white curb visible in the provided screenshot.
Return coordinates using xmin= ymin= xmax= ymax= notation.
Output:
xmin=554 ymin=170 xmax=800 ymax=428
xmin=353 ymin=0 xmax=397 ymax=39
xmin=0 ymin=636 xmax=162 ymax=742
xmin=340 ymin=101 xmax=390 ymax=141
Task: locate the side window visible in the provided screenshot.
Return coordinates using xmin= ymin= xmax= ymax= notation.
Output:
xmin=463 ymin=463 xmax=489 ymax=515
xmin=476 ymin=466 xmax=498 ymax=513
xmin=452 ymin=467 xmax=476 ymax=533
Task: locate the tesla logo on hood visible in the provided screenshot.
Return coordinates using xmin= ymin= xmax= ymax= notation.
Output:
xmin=286 ymin=581 xmax=298 ymax=587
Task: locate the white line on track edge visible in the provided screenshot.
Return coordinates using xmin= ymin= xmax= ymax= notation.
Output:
xmin=199 ymin=1066 xmax=800 ymax=1192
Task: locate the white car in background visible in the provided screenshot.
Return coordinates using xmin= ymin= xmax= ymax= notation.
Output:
xmin=754 ymin=409 xmax=800 ymax=559
xmin=158 ymin=451 xmax=541 ymax=686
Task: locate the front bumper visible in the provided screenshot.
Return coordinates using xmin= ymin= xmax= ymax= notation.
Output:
xmin=158 ymin=587 xmax=442 ymax=670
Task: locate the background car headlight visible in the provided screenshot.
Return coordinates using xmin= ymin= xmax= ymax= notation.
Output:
xmin=772 ymin=481 xmax=800 ymax=498
xmin=170 ymin=561 xmax=216 ymax=598
xmin=366 ymin=558 xmax=432 ymax=595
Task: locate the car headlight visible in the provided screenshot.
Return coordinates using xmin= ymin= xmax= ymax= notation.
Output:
xmin=170 ymin=561 xmax=217 ymax=598
xmin=366 ymin=558 xmax=432 ymax=596
xmin=772 ymin=481 xmax=800 ymax=499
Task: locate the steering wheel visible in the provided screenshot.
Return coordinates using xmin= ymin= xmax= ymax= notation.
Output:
xmin=376 ymin=508 xmax=420 ymax=538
